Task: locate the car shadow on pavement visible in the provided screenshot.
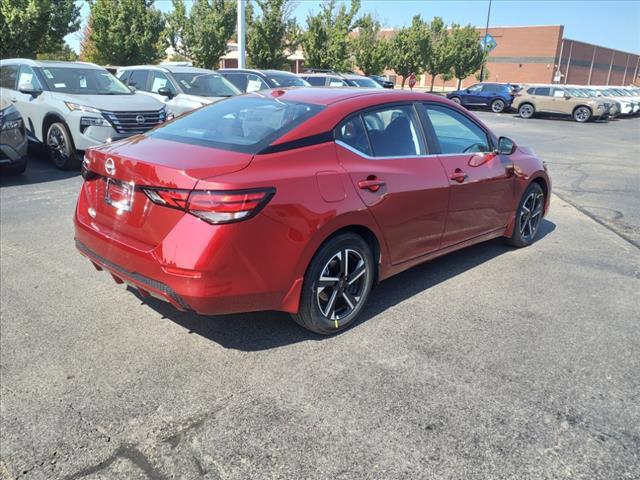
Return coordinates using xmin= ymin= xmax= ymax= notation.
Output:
xmin=135 ymin=220 xmax=556 ymax=352
xmin=0 ymin=147 xmax=80 ymax=187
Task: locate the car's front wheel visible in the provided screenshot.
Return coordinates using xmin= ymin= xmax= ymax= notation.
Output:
xmin=506 ymin=182 xmax=545 ymax=248
xmin=292 ymin=233 xmax=375 ymax=335
xmin=491 ymin=98 xmax=506 ymax=113
xmin=573 ymin=106 xmax=592 ymax=123
xmin=449 ymin=96 xmax=462 ymax=105
xmin=47 ymin=122 xmax=80 ymax=170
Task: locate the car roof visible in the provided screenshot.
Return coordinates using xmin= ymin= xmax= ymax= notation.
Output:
xmin=0 ymin=58 xmax=103 ymax=69
xmin=340 ymin=73 xmax=371 ymax=80
xmin=119 ymin=65 xmax=216 ymax=74
xmin=218 ymin=69 xmax=299 ymax=77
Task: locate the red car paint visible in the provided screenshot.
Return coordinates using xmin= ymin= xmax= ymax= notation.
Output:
xmin=74 ymin=88 xmax=550 ymax=316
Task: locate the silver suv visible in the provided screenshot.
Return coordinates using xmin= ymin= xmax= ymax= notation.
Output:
xmin=0 ymin=59 xmax=169 ymax=169
xmin=117 ymin=65 xmax=240 ymax=117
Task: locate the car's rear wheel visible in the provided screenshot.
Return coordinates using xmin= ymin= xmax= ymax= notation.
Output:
xmin=491 ymin=98 xmax=506 ymax=113
xmin=506 ymin=182 xmax=545 ymax=248
xmin=47 ymin=122 xmax=80 ymax=170
xmin=292 ymin=233 xmax=374 ymax=335
xmin=449 ymin=96 xmax=462 ymax=105
xmin=573 ymin=106 xmax=592 ymax=123
xmin=519 ymin=103 xmax=535 ymax=119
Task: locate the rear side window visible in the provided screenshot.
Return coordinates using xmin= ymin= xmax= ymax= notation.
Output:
xmin=0 ymin=66 xmax=19 ymax=89
xmin=361 ymin=105 xmax=425 ymax=157
xmin=149 ymin=97 xmax=324 ymax=154
xmin=128 ymin=70 xmax=149 ymax=89
xmin=335 ymin=116 xmax=372 ymax=156
xmin=221 ymin=73 xmax=249 ymax=92
xmin=305 ymin=76 xmax=326 ymax=86
xmin=482 ymin=84 xmax=498 ymax=93
xmin=534 ymin=87 xmax=550 ymax=96
xmin=424 ymin=104 xmax=491 ymax=154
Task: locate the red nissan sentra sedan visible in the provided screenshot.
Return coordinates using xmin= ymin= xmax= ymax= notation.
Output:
xmin=75 ymin=88 xmax=551 ymax=334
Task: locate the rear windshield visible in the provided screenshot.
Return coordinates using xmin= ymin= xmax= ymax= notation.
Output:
xmin=149 ymin=96 xmax=324 ymax=154
xmin=267 ymin=74 xmax=309 ymax=87
xmin=172 ymin=72 xmax=240 ymax=97
xmin=38 ymin=67 xmax=132 ymax=94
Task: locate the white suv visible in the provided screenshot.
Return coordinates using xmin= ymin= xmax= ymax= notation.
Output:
xmin=116 ymin=65 xmax=240 ymax=117
xmin=0 ymin=59 xmax=169 ymax=169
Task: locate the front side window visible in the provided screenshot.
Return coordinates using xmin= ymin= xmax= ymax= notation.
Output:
xmin=467 ymin=84 xmax=482 ymax=93
xmin=149 ymin=97 xmax=324 ymax=154
xmin=552 ymin=87 xmax=566 ymax=97
xmin=361 ymin=105 xmax=425 ymax=157
xmin=246 ymin=74 xmax=269 ymax=92
xmin=39 ymin=67 xmax=132 ymax=94
xmin=173 ymin=73 xmax=239 ymax=97
xmin=335 ymin=116 xmax=372 ymax=156
xmin=127 ymin=70 xmax=148 ymax=89
xmin=149 ymin=71 xmax=176 ymax=95
xmin=424 ymin=104 xmax=491 ymax=154
xmin=18 ymin=66 xmax=43 ymax=90
xmin=329 ymin=77 xmax=348 ymax=87
xmin=221 ymin=73 xmax=248 ymax=92
xmin=0 ymin=66 xmax=20 ymax=89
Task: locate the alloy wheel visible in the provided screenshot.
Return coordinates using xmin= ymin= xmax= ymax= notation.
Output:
xmin=47 ymin=125 xmax=69 ymax=167
xmin=519 ymin=191 xmax=544 ymax=242
xmin=492 ymin=99 xmax=505 ymax=113
xmin=315 ymin=249 xmax=368 ymax=325
xmin=450 ymin=97 xmax=461 ymax=104
xmin=574 ymin=107 xmax=591 ymax=122
xmin=519 ymin=104 xmax=534 ymax=118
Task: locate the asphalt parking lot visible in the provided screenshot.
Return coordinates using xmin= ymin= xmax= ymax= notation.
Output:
xmin=1 ymin=113 xmax=639 ymax=479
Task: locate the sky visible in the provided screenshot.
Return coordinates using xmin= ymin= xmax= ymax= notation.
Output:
xmin=65 ymin=0 xmax=640 ymax=55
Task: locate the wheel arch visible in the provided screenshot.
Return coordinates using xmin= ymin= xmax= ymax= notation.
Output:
xmin=42 ymin=112 xmax=67 ymax=142
xmin=321 ymin=225 xmax=382 ymax=285
xmin=572 ymin=104 xmax=592 ymax=116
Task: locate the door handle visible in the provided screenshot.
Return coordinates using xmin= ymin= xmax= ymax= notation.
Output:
xmin=358 ymin=176 xmax=385 ymax=192
xmin=449 ymin=169 xmax=467 ymax=183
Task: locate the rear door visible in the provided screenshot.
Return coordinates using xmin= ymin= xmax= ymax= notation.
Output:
xmin=532 ymin=86 xmax=553 ymax=113
xmin=335 ymin=103 xmax=449 ymax=264
xmin=420 ymin=103 xmax=516 ymax=247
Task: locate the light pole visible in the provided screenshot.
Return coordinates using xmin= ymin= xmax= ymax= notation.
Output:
xmin=237 ymin=0 xmax=246 ymax=69
xmin=479 ymin=0 xmax=492 ymax=81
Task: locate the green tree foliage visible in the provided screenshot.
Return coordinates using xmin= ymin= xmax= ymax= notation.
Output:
xmin=425 ymin=17 xmax=452 ymax=92
xmin=37 ymin=42 xmax=78 ymax=61
xmin=302 ymin=0 xmax=360 ymax=71
xmin=247 ymin=0 xmax=299 ymax=70
xmin=475 ymin=67 xmax=490 ymax=82
xmin=351 ymin=14 xmax=388 ymax=76
xmin=164 ymin=0 xmax=236 ymax=69
xmin=450 ymin=23 xmax=486 ymax=90
xmin=0 ymin=0 xmax=80 ymax=58
xmin=87 ymin=0 xmax=164 ymax=65
xmin=387 ymin=15 xmax=431 ymax=89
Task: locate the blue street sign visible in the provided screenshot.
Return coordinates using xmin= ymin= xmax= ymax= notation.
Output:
xmin=481 ymin=34 xmax=497 ymax=52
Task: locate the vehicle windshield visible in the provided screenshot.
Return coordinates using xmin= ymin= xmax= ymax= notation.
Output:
xmin=172 ymin=73 xmax=240 ymax=97
xmin=38 ymin=67 xmax=132 ymax=95
xmin=266 ymin=74 xmax=310 ymax=88
xmin=349 ymin=77 xmax=383 ymax=88
xmin=149 ymin=96 xmax=325 ymax=154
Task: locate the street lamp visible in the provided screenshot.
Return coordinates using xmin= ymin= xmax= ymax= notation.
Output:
xmin=238 ymin=0 xmax=246 ymax=69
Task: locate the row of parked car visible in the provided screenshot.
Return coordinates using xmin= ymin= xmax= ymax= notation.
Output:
xmin=446 ymin=81 xmax=640 ymax=122
xmin=0 ymin=59 xmax=395 ymax=174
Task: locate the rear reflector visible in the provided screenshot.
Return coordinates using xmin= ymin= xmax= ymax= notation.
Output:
xmin=142 ymin=187 xmax=275 ymax=225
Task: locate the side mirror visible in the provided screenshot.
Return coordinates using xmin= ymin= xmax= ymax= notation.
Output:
xmin=564 ymin=94 xmax=571 ymax=99
xmin=465 ymin=89 xmax=470 ymax=93
xmin=157 ymin=87 xmax=174 ymax=99
xmin=496 ymin=136 xmax=516 ymax=155
xmin=18 ymin=83 xmax=42 ymax=97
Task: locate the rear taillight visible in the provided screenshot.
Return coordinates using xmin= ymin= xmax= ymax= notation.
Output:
xmin=142 ymin=187 xmax=275 ymax=225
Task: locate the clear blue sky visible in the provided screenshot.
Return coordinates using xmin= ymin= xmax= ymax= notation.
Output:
xmin=66 ymin=0 xmax=640 ymax=55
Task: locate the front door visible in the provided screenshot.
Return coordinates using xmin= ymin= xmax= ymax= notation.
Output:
xmin=421 ymin=103 xmax=516 ymax=247
xmin=335 ymin=104 xmax=449 ymax=264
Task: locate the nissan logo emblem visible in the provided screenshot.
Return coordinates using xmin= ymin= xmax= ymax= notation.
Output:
xmin=135 ymin=114 xmax=145 ymax=124
xmin=105 ymin=158 xmax=116 ymax=176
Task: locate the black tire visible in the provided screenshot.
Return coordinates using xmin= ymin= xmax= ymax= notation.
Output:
xmin=519 ymin=103 xmax=535 ymax=119
xmin=46 ymin=122 xmax=80 ymax=170
xmin=1 ymin=159 xmax=27 ymax=176
xmin=292 ymin=233 xmax=375 ymax=335
xmin=573 ymin=106 xmax=592 ymax=123
xmin=505 ymin=182 xmax=545 ymax=248
xmin=491 ymin=98 xmax=506 ymax=113
xmin=449 ymin=96 xmax=462 ymax=105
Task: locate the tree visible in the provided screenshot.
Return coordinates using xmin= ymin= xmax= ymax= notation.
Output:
xmin=0 ymin=0 xmax=80 ymax=58
xmin=425 ymin=17 xmax=452 ymax=92
xmin=387 ymin=15 xmax=431 ymax=89
xmin=302 ymin=0 xmax=360 ymax=71
xmin=164 ymin=0 xmax=236 ymax=69
xmin=37 ymin=42 xmax=78 ymax=61
xmin=450 ymin=23 xmax=486 ymax=90
xmin=475 ymin=67 xmax=490 ymax=82
xmin=247 ymin=0 xmax=299 ymax=70
xmin=351 ymin=14 xmax=388 ymax=76
xmin=88 ymin=0 xmax=164 ymax=65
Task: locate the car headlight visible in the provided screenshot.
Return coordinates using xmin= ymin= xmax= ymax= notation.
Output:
xmin=65 ymin=102 xmax=102 ymax=114
xmin=1 ymin=117 xmax=23 ymax=131
xmin=80 ymin=116 xmax=110 ymax=132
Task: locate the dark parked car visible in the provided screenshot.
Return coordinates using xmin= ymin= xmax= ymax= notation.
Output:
xmin=447 ymin=83 xmax=518 ymax=113
xmin=218 ymin=69 xmax=310 ymax=92
xmin=0 ymin=97 xmax=28 ymax=175
xmin=370 ymin=75 xmax=394 ymax=89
